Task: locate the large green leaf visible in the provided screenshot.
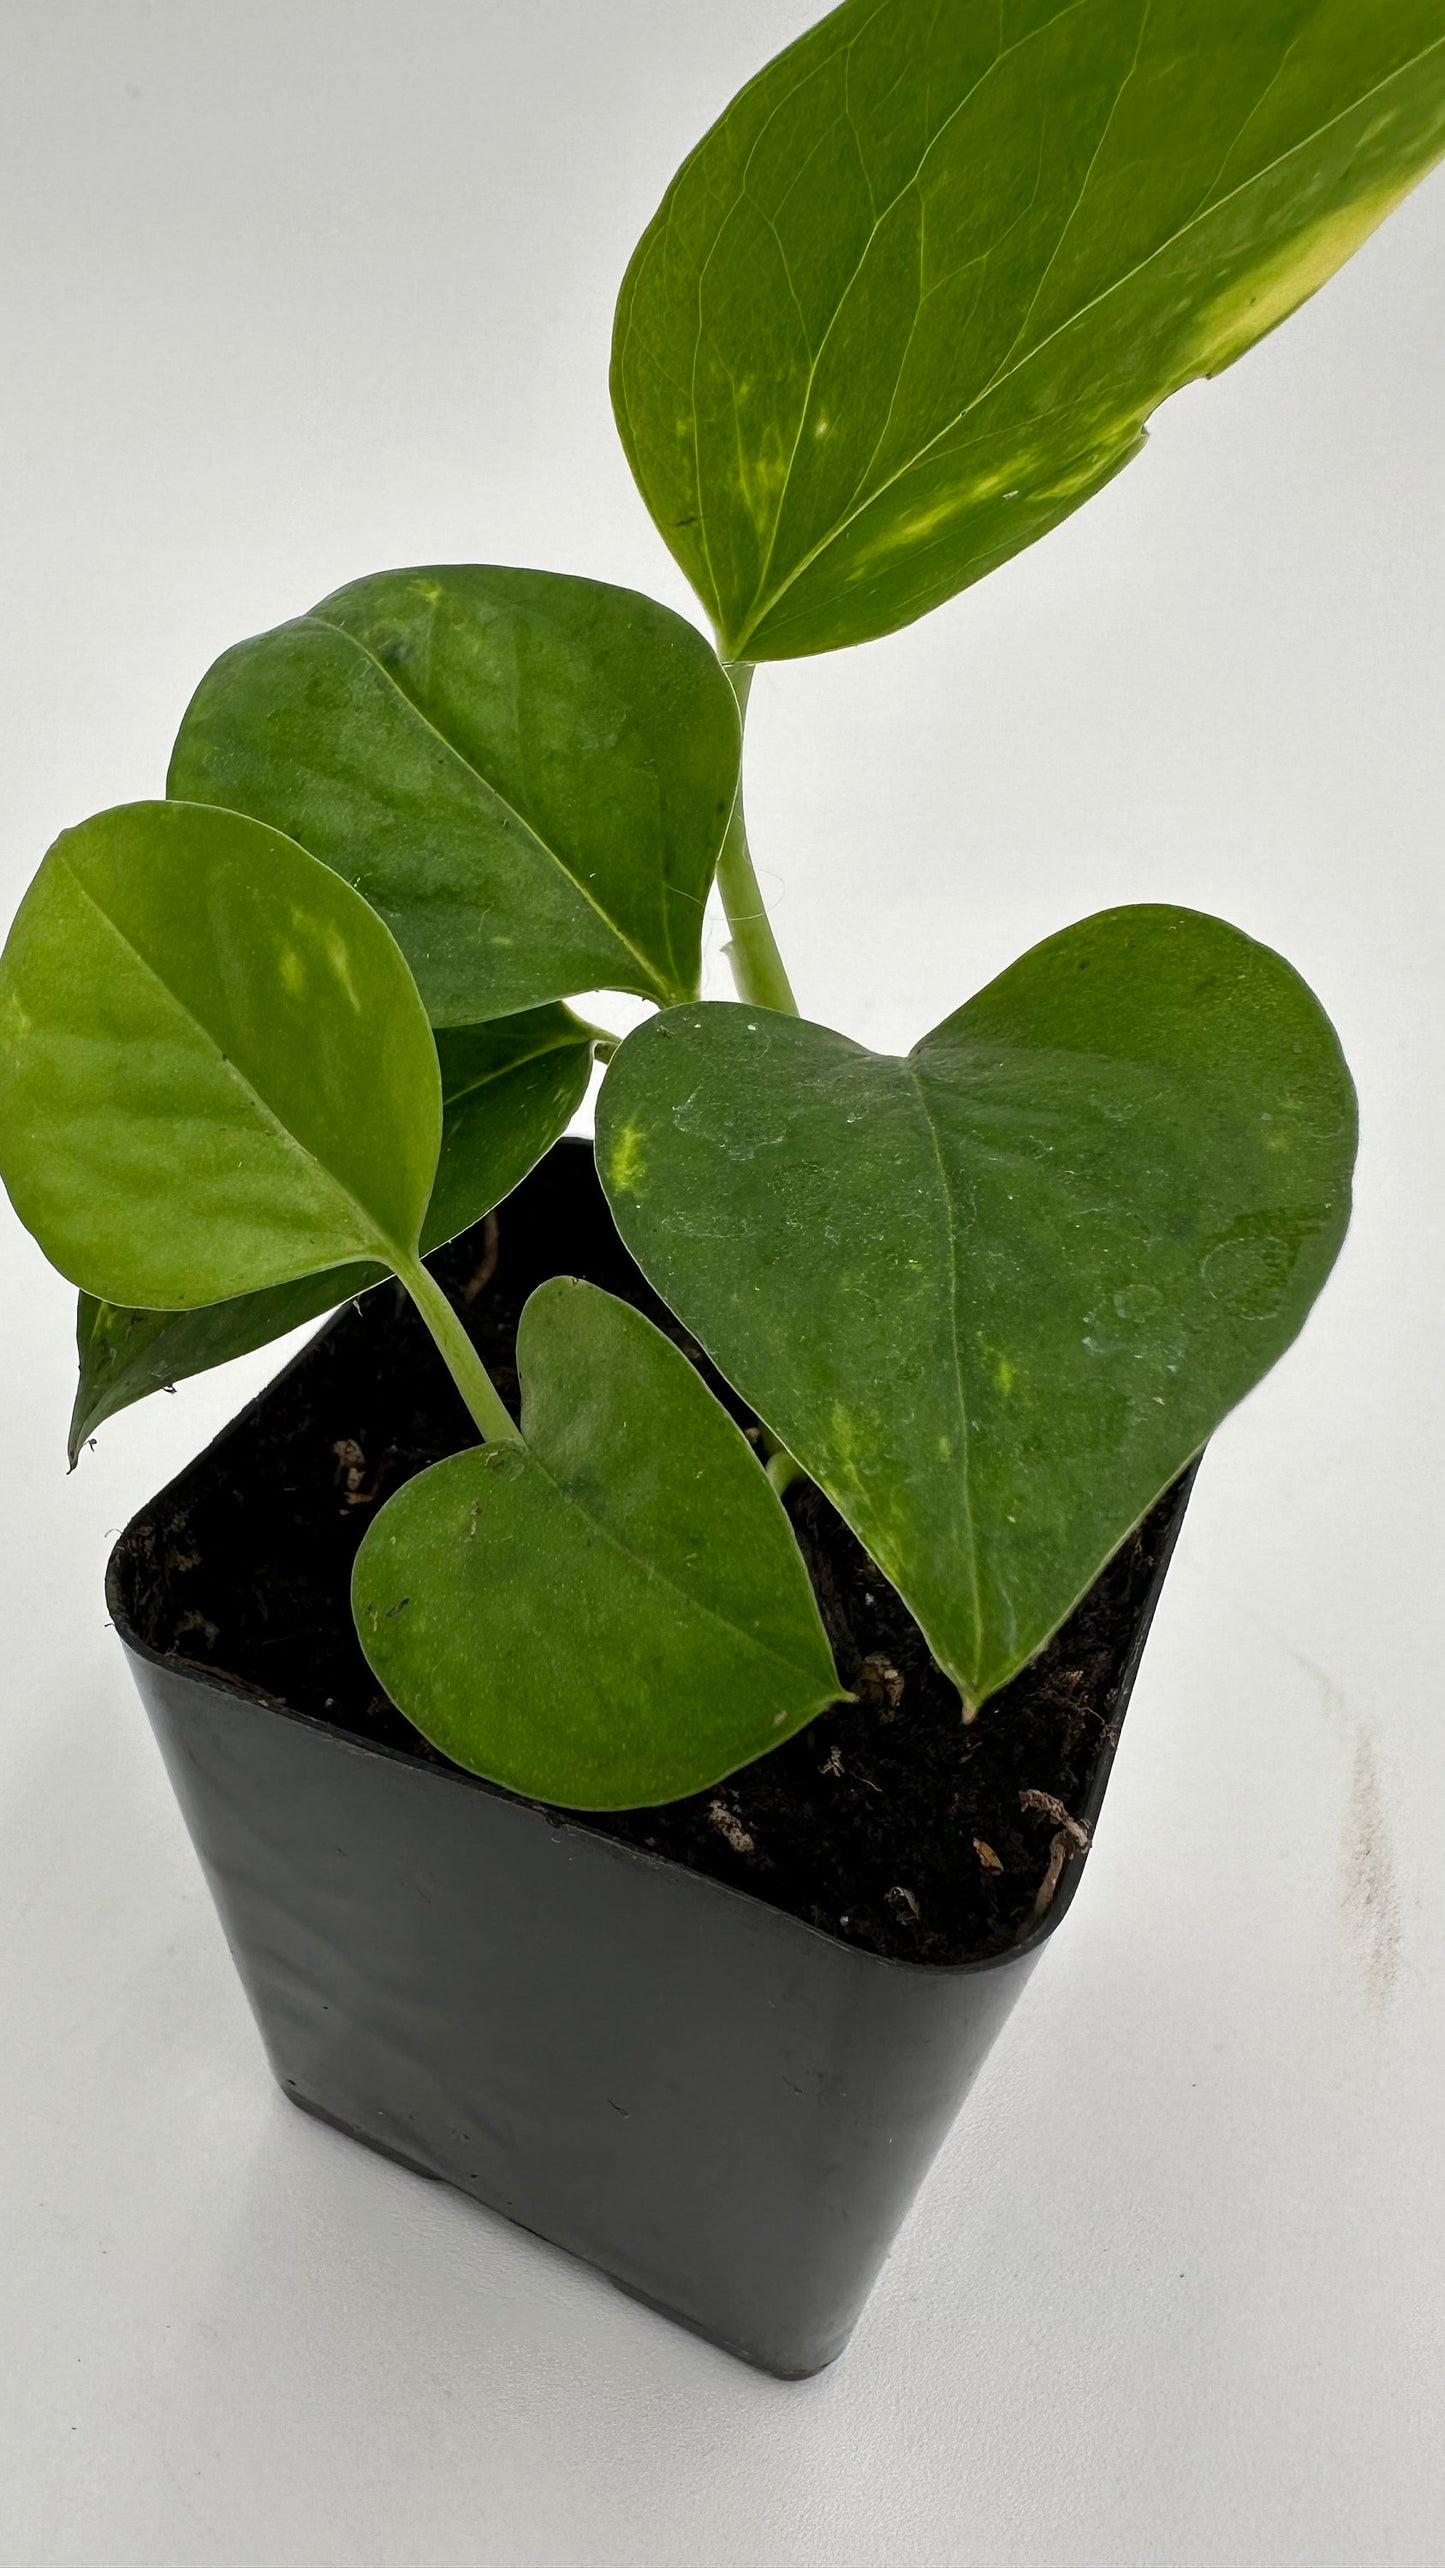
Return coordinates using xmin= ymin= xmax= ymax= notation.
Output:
xmin=0 ymin=801 xmax=440 ymax=1309
xmin=613 ymin=0 xmax=1445 ymax=660
xmin=353 ymin=1278 xmax=842 ymax=1807
xmin=168 ymin=566 xmax=741 ymax=1020
xmin=67 ymin=1003 xmax=599 ymax=1460
xmin=597 ymin=907 xmax=1356 ymax=1707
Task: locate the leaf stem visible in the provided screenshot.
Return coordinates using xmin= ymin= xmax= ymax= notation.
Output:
xmin=393 ymin=1251 xmax=522 ymax=1445
xmin=717 ymin=662 xmax=799 ymax=1016
xmin=765 ymin=1446 xmax=805 ymax=1500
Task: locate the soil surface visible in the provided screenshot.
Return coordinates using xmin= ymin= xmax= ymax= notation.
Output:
xmin=112 ymin=1143 xmax=1191 ymax=1967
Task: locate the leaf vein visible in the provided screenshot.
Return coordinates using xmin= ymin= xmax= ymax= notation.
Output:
xmin=308 ymin=616 xmax=675 ymax=1001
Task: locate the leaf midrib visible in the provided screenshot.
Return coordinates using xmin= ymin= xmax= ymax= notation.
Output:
xmin=439 ymin=1021 xmax=593 ymax=1111
xmin=524 ymin=1432 xmax=834 ymax=1694
xmin=63 ymin=857 xmax=414 ymax=1282
xmin=309 ymin=615 xmax=679 ymax=1003
xmin=739 ymin=0 xmax=1091 ymax=617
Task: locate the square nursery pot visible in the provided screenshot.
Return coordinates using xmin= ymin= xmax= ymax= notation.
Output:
xmin=108 ymin=1142 xmax=1195 ymax=2379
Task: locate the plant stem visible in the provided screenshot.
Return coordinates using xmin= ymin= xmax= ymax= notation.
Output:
xmin=393 ymin=1251 xmax=523 ymax=1446
xmin=716 ymin=666 xmax=809 ymax=1503
xmin=717 ymin=661 xmax=799 ymax=1017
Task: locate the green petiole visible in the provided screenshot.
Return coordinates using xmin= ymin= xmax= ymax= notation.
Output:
xmin=716 ymin=663 xmax=800 ymax=1019
xmin=393 ymin=1251 xmax=523 ymax=1447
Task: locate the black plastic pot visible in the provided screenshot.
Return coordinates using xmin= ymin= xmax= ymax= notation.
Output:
xmin=109 ymin=1149 xmax=1194 ymax=2379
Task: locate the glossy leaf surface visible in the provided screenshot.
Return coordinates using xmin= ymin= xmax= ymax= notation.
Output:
xmin=168 ymin=565 xmax=741 ymax=1020
xmin=353 ymin=1277 xmax=842 ymax=1807
xmin=67 ymin=1004 xmax=598 ymax=1459
xmin=598 ymin=908 xmax=1356 ymax=1706
xmin=614 ymin=0 xmax=1445 ymax=659
xmin=0 ymin=801 xmax=439 ymax=1309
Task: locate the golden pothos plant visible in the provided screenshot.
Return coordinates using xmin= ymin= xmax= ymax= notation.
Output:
xmin=4 ymin=0 xmax=1439 ymax=1804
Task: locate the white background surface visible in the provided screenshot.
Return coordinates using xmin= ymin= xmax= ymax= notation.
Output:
xmin=2 ymin=5 xmax=1444 ymax=2561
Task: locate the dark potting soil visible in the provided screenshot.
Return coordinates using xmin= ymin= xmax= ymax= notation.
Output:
xmin=113 ymin=1142 xmax=1189 ymax=1967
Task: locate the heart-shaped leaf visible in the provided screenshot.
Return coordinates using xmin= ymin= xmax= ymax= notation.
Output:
xmin=597 ymin=907 xmax=1356 ymax=1707
xmin=168 ymin=565 xmax=741 ymax=1021
xmin=0 ymin=800 xmax=440 ymax=1308
xmin=67 ymin=1002 xmax=599 ymax=1459
xmin=353 ymin=1277 xmax=842 ymax=1807
xmin=614 ymin=0 xmax=1445 ymax=659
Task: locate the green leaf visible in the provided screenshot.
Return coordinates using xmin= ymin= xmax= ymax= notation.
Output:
xmin=352 ymin=1277 xmax=842 ymax=1808
xmin=597 ymin=907 xmax=1356 ymax=1708
xmin=66 ymin=1003 xmax=599 ymax=1460
xmin=613 ymin=0 xmax=1445 ymax=660
xmin=168 ymin=565 xmax=741 ymax=1020
xmin=71 ymin=1267 xmax=380 ymax=1465
xmin=0 ymin=800 xmax=440 ymax=1309
xmin=424 ymin=1007 xmax=600 ymax=1246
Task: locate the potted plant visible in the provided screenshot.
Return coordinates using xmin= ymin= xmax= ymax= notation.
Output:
xmin=0 ymin=0 xmax=1438 ymax=2377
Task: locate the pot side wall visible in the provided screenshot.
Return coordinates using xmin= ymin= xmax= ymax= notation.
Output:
xmin=133 ymin=1650 xmax=1043 ymax=2376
